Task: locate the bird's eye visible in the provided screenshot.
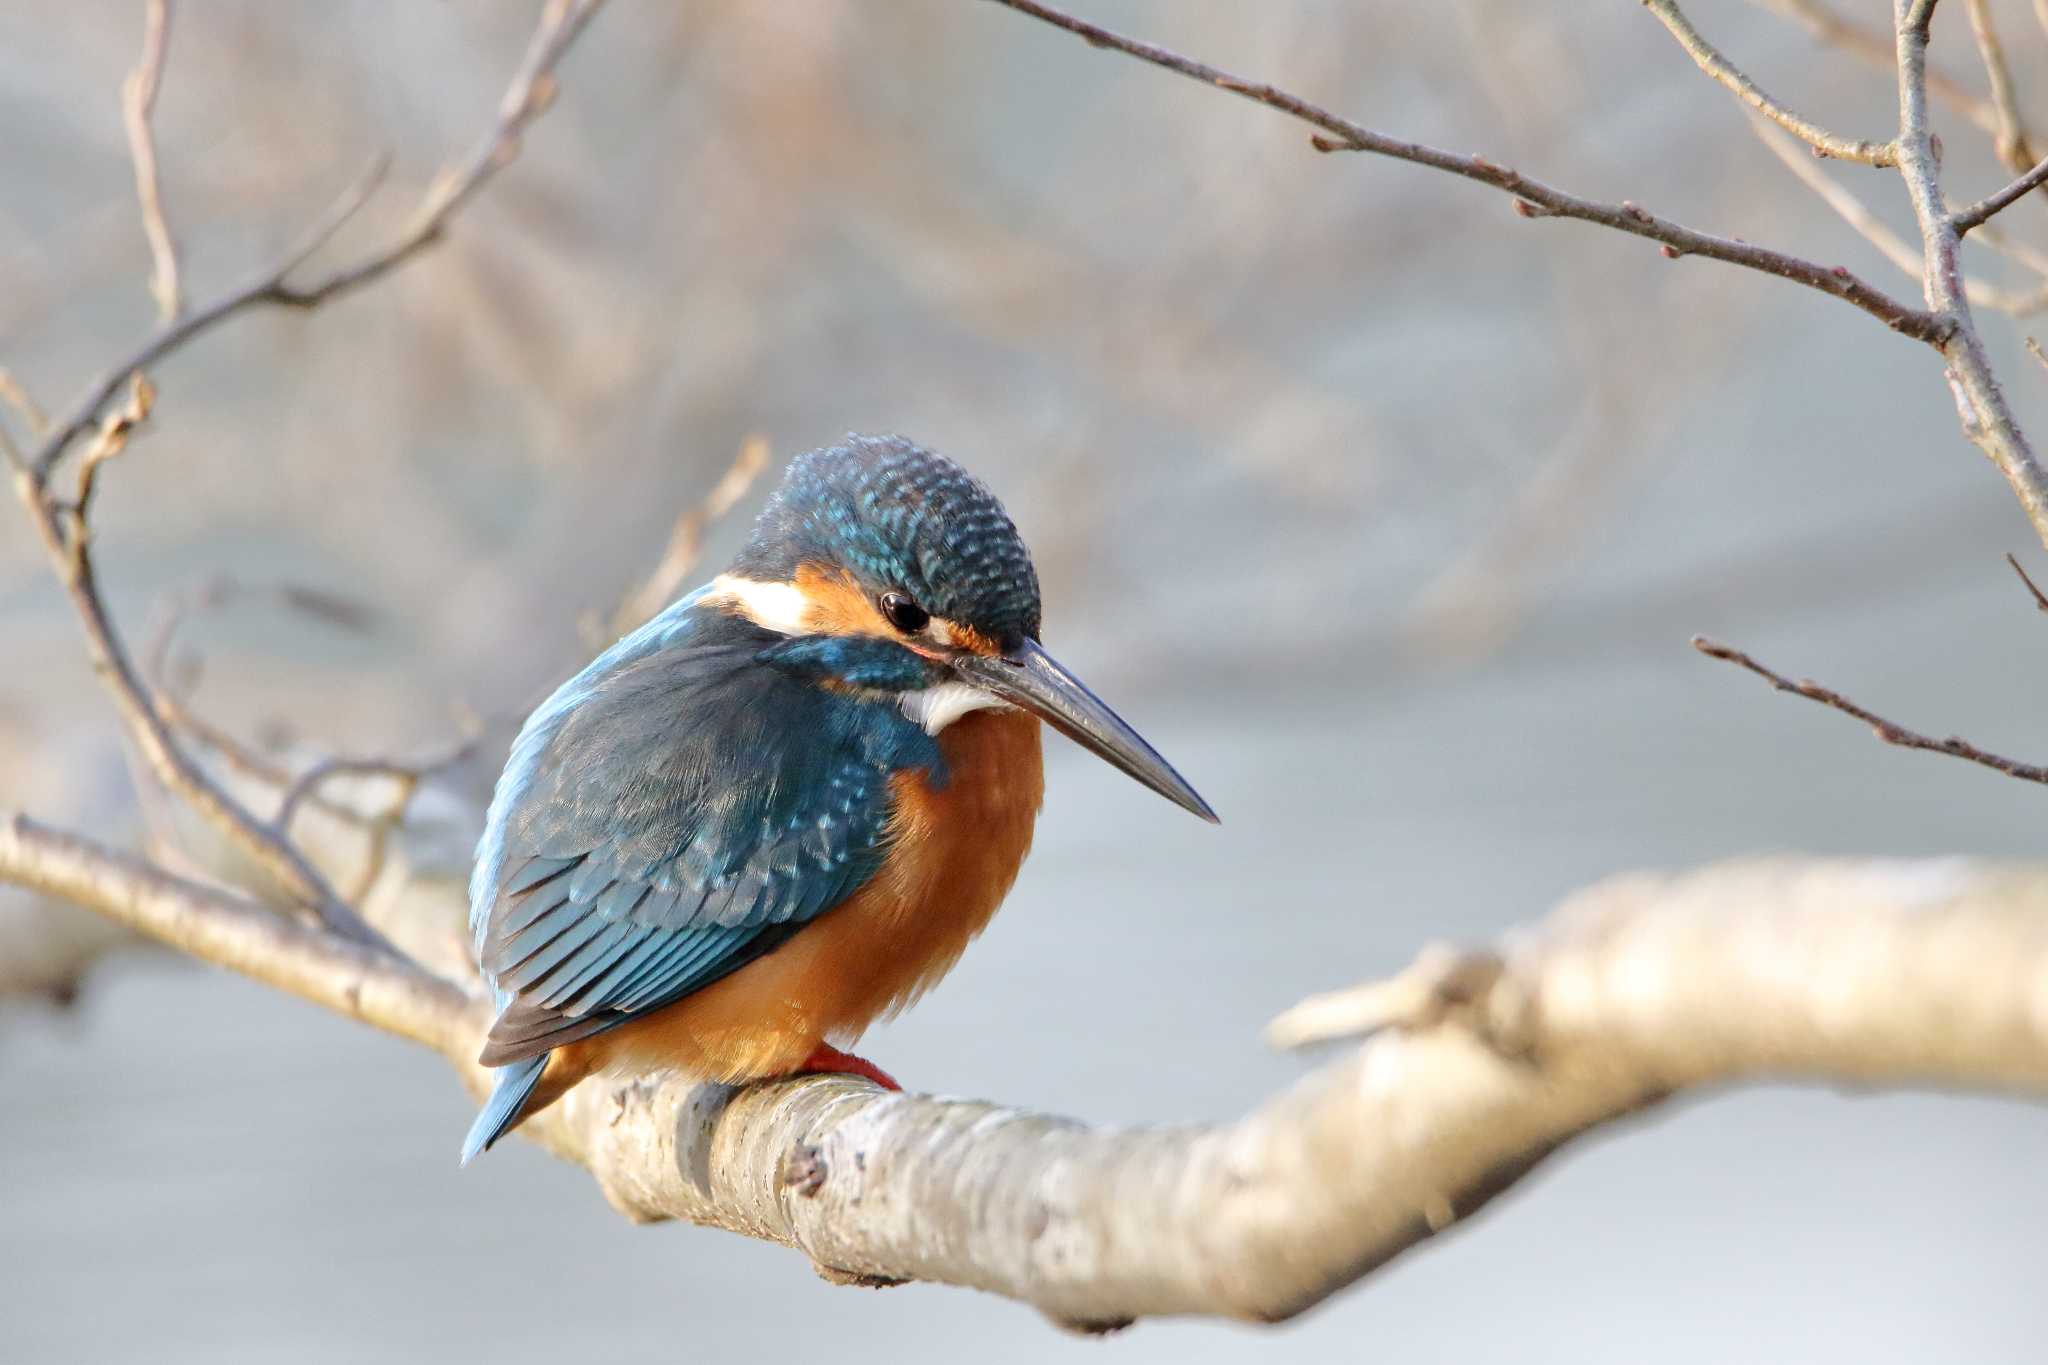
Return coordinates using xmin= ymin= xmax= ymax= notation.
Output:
xmin=880 ymin=592 xmax=929 ymax=635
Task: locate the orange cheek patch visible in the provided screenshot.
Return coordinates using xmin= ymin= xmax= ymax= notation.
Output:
xmin=792 ymin=563 xmax=895 ymax=638
xmin=787 ymin=564 xmax=1004 ymax=657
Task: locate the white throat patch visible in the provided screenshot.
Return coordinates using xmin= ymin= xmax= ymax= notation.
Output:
xmin=901 ymin=681 xmax=1010 ymax=734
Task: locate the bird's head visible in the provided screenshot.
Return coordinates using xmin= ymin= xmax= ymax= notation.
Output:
xmin=713 ymin=434 xmax=1215 ymax=822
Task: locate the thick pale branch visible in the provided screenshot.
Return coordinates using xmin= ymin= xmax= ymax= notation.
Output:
xmin=1643 ymin=0 xmax=1896 ymax=164
xmin=6 ymin=813 xmax=2045 ymax=1327
xmin=984 ymin=0 xmax=1948 ymax=344
xmin=0 ymin=816 xmax=474 ymax=1056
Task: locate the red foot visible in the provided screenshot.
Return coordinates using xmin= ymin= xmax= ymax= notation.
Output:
xmin=798 ymin=1043 xmax=901 ymax=1090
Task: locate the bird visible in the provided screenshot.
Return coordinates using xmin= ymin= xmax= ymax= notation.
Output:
xmin=460 ymin=435 xmax=1216 ymax=1162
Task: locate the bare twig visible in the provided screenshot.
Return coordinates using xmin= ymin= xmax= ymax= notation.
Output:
xmin=1961 ymin=0 xmax=2036 ymax=173
xmin=7 ymin=814 xmax=2047 ymax=1326
xmin=0 ymin=369 xmax=49 ymax=438
xmin=263 ymin=0 xmax=605 ymax=309
xmin=28 ymin=0 xmax=606 ymax=483
xmin=71 ymin=373 xmax=155 ymax=524
xmin=601 ymin=434 xmax=772 ymax=641
xmin=1642 ymin=0 xmax=1895 ymax=164
xmin=1974 ymin=222 xmax=2048 ymax=285
xmin=122 ymin=0 xmax=179 ymax=320
xmin=5 ymin=0 xmax=608 ymax=953
xmin=1891 ymin=0 xmax=2048 ymax=550
xmin=2029 ymin=335 xmax=2048 ymax=373
xmin=1953 ymin=154 xmax=2048 ymax=234
xmin=1756 ymin=0 xmax=1996 ymax=134
xmin=1750 ymin=119 xmax=2046 ymax=314
xmin=27 ymin=155 xmax=386 ymax=485
xmin=11 ymin=465 xmax=390 ymax=943
xmin=0 ymin=421 xmax=25 ymax=476
xmin=1692 ymin=635 xmax=2048 ymax=784
xmin=2006 ymin=551 xmax=2048 ymax=612
xmin=984 ymin=0 xmax=1949 ymax=344
xmin=275 ymin=740 xmax=478 ymax=842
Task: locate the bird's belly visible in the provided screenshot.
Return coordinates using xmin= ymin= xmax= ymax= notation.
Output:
xmin=582 ymin=707 xmax=1045 ymax=1084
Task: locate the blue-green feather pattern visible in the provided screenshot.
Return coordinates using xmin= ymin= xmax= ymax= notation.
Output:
xmin=467 ymin=585 xmax=942 ymax=1066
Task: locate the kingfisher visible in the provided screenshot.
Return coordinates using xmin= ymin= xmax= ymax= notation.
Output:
xmin=460 ymin=435 xmax=1215 ymax=1162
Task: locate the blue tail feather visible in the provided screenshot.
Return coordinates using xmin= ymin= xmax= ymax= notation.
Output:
xmin=461 ymin=1055 xmax=548 ymax=1166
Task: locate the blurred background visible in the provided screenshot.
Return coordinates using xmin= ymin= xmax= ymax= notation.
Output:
xmin=5 ymin=2 xmax=2048 ymax=1361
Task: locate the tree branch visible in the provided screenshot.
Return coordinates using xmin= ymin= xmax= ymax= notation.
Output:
xmin=1643 ymin=0 xmax=1896 ymax=165
xmin=982 ymin=0 xmax=1949 ymax=345
xmin=6 ymin=812 xmax=2046 ymax=1327
xmin=598 ymin=434 xmax=773 ymax=643
xmin=27 ymin=0 xmax=606 ymax=483
xmin=1954 ymin=153 xmax=2048 ymax=234
xmin=1750 ymin=118 xmax=2048 ymax=315
xmin=3 ymin=0 xmax=608 ymax=954
xmin=1759 ymin=0 xmax=2000 ymax=135
xmin=1891 ymin=0 xmax=2048 ymax=549
xmin=122 ymin=0 xmax=179 ymax=321
xmin=1961 ymin=0 xmax=2036 ymax=173
xmin=1692 ymin=635 xmax=2048 ymax=783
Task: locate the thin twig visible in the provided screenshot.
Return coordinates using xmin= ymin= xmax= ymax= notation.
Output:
xmin=70 ymin=373 xmax=155 ymax=526
xmin=1974 ymin=222 xmax=2048 ymax=286
xmin=28 ymin=0 xmax=606 ymax=482
xmin=6 ymin=0 xmax=608 ymax=951
xmin=1953 ymin=154 xmax=2048 ymax=234
xmin=1693 ymin=635 xmax=2048 ymax=784
xmin=1750 ymin=118 xmax=2044 ymax=314
xmin=137 ymin=575 xmax=440 ymax=841
xmin=2005 ymin=552 xmax=2048 ymax=612
xmin=984 ymin=0 xmax=1948 ymax=344
xmin=0 ymin=369 xmax=49 ymax=434
xmin=602 ymin=434 xmax=772 ymax=641
xmin=267 ymin=0 xmax=604 ymax=308
xmin=11 ymin=466 xmax=390 ymax=944
xmin=275 ymin=740 xmax=479 ymax=841
xmin=1756 ymin=0 xmax=1998 ymax=135
xmin=1750 ymin=118 xmax=1924 ymax=277
xmin=1642 ymin=0 xmax=1895 ymax=164
xmin=1891 ymin=0 xmax=2048 ymax=551
xmin=28 ymin=155 xmax=387 ymax=484
xmin=1961 ymin=0 xmax=2036 ymax=173
xmin=2028 ymin=335 xmax=2048 ymax=373
xmin=122 ymin=0 xmax=180 ymax=320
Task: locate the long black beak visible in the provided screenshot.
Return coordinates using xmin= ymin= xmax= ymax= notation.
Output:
xmin=952 ymin=639 xmax=1218 ymax=823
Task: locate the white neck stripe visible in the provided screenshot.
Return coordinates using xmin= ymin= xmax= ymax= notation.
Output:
xmin=709 ymin=573 xmax=811 ymax=635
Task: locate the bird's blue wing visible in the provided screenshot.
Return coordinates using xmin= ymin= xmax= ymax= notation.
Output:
xmin=468 ymin=587 xmax=933 ymax=1065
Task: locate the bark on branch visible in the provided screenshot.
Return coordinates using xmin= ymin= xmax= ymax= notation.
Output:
xmin=6 ymin=812 xmax=2044 ymax=1328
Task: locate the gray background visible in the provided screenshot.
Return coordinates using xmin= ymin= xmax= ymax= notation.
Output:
xmin=3 ymin=3 xmax=2045 ymax=1361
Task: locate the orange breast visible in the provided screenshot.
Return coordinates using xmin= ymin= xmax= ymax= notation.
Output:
xmin=573 ymin=706 xmax=1045 ymax=1085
